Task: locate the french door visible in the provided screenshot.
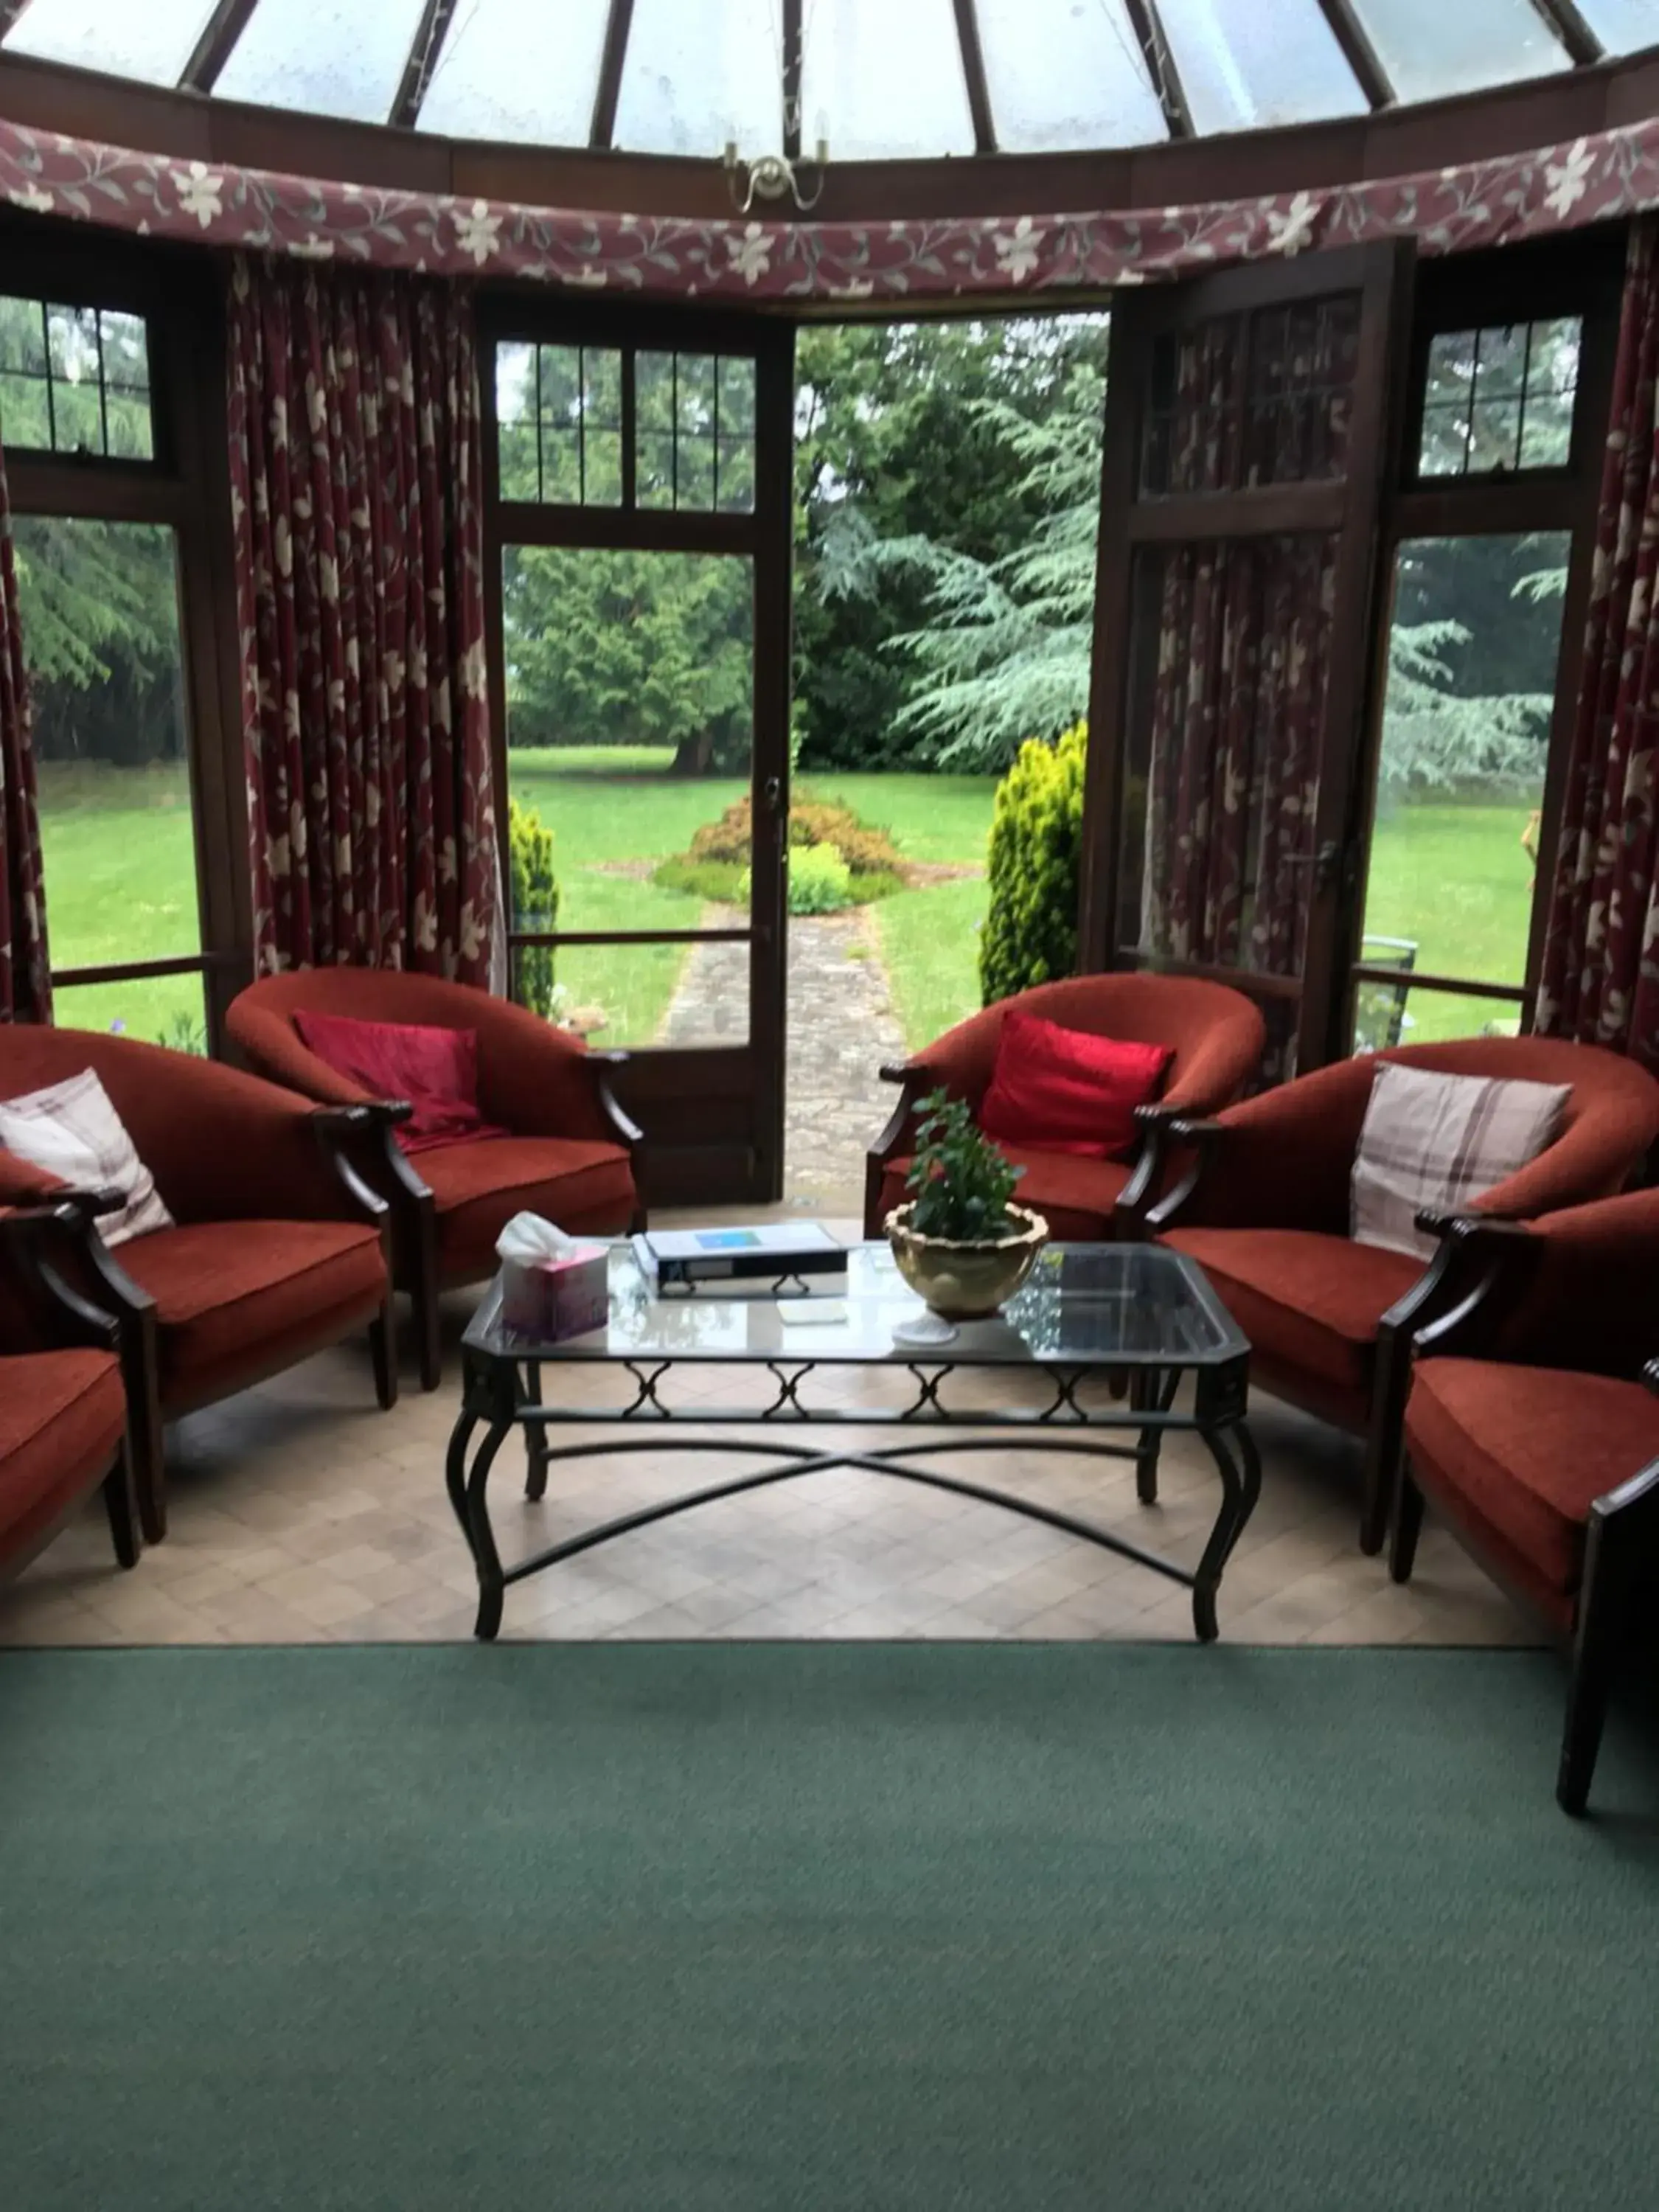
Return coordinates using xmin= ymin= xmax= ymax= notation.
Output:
xmin=479 ymin=304 xmax=796 ymax=1205
xmin=1081 ymin=243 xmax=1413 ymax=1077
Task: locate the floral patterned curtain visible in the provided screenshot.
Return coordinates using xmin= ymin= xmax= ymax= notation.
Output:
xmin=1137 ymin=303 xmax=1349 ymax=984
xmin=228 ymin=255 xmax=498 ymax=984
xmin=0 ymin=435 xmax=49 ymax=1024
xmin=1536 ymin=220 xmax=1659 ymax=1070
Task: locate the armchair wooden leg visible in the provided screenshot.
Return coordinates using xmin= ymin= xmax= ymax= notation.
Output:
xmin=417 ymin=1282 xmax=443 ymax=1395
xmin=101 ymin=1440 xmax=140 ymax=1571
xmin=369 ymin=1300 xmax=398 ymax=1412
xmin=1557 ymin=1507 xmax=1639 ymax=1817
xmin=1389 ymin=1463 xmax=1425 ymax=1585
xmin=121 ymin=1324 xmax=167 ymax=1545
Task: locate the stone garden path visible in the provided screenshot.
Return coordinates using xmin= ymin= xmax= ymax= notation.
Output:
xmin=656 ymin=904 xmax=908 ymax=1209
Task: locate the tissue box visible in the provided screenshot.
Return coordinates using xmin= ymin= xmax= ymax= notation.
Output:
xmin=499 ymin=1243 xmax=611 ymax=1342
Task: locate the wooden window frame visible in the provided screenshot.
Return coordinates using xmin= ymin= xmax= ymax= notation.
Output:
xmin=0 ymin=216 xmax=249 ymax=1052
xmin=1335 ymin=227 xmax=1627 ymax=1057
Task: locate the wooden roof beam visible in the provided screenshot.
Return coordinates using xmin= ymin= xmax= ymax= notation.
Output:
xmin=590 ymin=0 xmax=636 ymax=151
xmin=1123 ymin=0 xmax=1194 ymax=140
xmin=179 ymin=0 xmax=259 ymax=94
xmin=1312 ymin=0 xmax=1396 ymax=111
xmin=953 ymin=0 xmax=998 ymax=156
xmin=390 ymin=0 xmax=459 ymax=130
xmin=1526 ymin=0 xmax=1606 ymax=67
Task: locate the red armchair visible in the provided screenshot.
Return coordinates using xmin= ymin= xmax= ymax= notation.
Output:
xmin=1147 ymin=1037 xmax=1659 ymax=1554
xmin=0 ymin=1030 xmax=396 ymax=1543
xmin=227 ymin=971 xmax=643 ymax=1391
xmin=864 ymin=974 xmax=1266 ymax=1239
xmin=0 ymin=1202 xmax=136 ymax=1582
xmin=1391 ymin=1192 xmax=1659 ymax=1814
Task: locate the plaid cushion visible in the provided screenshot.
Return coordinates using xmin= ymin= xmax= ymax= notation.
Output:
xmin=0 ymin=1069 xmax=174 ymax=1248
xmin=1352 ymin=1062 xmax=1568 ymax=1262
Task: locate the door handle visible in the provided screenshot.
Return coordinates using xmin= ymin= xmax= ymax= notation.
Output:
xmin=1287 ymin=839 xmax=1344 ymax=893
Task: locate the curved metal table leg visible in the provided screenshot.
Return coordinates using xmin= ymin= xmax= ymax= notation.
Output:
xmin=462 ymin=1420 xmax=514 ymax=1641
xmin=521 ymin=1360 xmax=550 ymax=1502
xmin=445 ymin=1409 xmax=479 ymax=1561
xmin=1191 ymin=1419 xmax=1262 ymax=1643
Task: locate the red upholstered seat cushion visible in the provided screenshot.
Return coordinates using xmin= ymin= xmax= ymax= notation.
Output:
xmin=979 ymin=1012 xmax=1171 ymax=1160
xmin=1405 ymin=1357 xmax=1659 ymax=1608
xmin=0 ymin=1350 xmax=124 ymax=1568
xmin=293 ymin=1010 xmax=508 ymax=1155
xmin=115 ymin=1220 xmax=386 ymax=1403
xmin=416 ymin=1135 xmax=638 ymax=1280
xmin=1161 ymin=1227 xmax=1421 ymax=1408
xmin=879 ymin=1147 xmax=1133 ymax=1242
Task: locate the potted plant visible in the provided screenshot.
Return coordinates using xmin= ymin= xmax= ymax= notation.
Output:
xmin=884 ymin=1089 xmax=1046 ymax=1324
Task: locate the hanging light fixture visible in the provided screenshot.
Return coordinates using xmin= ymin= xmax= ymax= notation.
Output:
xmin=725 ymin=0 xmax=828 ymax=212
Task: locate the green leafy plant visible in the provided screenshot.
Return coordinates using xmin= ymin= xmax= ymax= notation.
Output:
xmin=903 ymin=1088 xmax=1024 ymax=1242
xmin=737 ymin=842 xmax=855 ymax=916
xmin=507 ymin=796 xmax=560 ymax=1020
xmin=686 ymin=793 xmax=904 ymax=877
xmin=655 ymin=855 xmax=902 ymax=906
xmin=153 ymin=1010 xmax=206 ymax=1056
xmin=978 ymin=719 xmax=1086 ymax=1006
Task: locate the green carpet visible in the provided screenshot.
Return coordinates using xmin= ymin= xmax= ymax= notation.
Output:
xmin=4 ymin=1643 xmax=1659 ymax=2211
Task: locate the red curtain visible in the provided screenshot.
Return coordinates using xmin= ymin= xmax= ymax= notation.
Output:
xmin=0 ymin=437 xmax=48 ymax=1024
xmin=227 ymin=255 xmax=498 ymax=986
xmin=1537 ymin=220 xmax=1659 ymax=1069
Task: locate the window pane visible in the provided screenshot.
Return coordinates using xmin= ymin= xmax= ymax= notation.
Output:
xmin=0 ymin=376 xmax=51 ymax=450
xmin=1358 ymin=0 xmax=1571 ymax=102
xmin=716 ymin=437 xmax=755 ymax=514
xmin=538 ymin=345 xmax=583 ymax=426
xmin=1359 ymin=532 xmax=1571 ymax=1019
xmin=52 ymin=380 xmax=103 ymax=457
xmin=99 ymin=311 xmax=149 ymax=394
xmin=1353 ymin=983 xmax=1523 ymax=1054
xmin=802 ymin=0 xmax=975 ymax=159
xmin=6 ymin=0 xmax=215 ymax=86
xmin=215 ymin=0 xmax=428 ymax=121
xmin=1576 ymin=0 xmax=1659 ymax=52
xmin=53 ymin=975 xmax=208 ymax=1054
xmin=501 ymin=546 xmax=753 ymax=1048
xmin=0 ymin=298 xmax=46 ymax=375
xmin=1416 ymin=319 xmax=1579 ymax=479
xmin=13 ymin=519 xmax=202 ymax=1013
xmin=638 ymin=431 xmax=676 ymax=511
xmin=416 ymin=0 xmax=611 ymax=143
xmin=1155 ymin=0 xmax=1368 ymax=133
xmin=717 ymin=356 xmax=756 ymax=437
xmin=974 ymin=0 xmax=1166 ymax=150
xmin=613 ymin=0 xmax=779 ymax=156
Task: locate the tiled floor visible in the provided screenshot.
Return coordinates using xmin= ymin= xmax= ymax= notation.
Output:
xmin=2 ymin=1220 xmax=1534 ymax=1653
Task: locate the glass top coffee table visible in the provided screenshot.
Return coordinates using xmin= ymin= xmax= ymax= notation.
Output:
xmin=447 ymin=1240 xmax=1258 ymax=1644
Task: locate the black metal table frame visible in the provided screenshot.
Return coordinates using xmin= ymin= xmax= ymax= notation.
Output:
xmin=445 ymin=1343 xmax=1261 ymax=1644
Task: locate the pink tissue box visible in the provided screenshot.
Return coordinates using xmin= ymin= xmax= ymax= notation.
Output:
xmin=499 ymin=1243 xmax=611 ymax=1341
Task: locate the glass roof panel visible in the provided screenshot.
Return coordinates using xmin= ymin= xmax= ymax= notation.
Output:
xmin=975 ymin=0 xmax=1168 ymax=151
xmin=417 ymin=0 xmax=611 ymax=144
xmin=1156 ymin=0 xmax=1369 ymax=132
xmin=801 ymin=0 xmax=975 ymax=161
xmin=613 ymin=0 xmax=781 ymax=156
xmin=1576 ymin=0 xmax=1659 ymax=51
xmin=6 ymin=0 xmax=215 ymax=86
xmin=1358 ymin=0 xmax=1573 ymax=103
xmin=215 ymin=0 xmax=430 ymax=122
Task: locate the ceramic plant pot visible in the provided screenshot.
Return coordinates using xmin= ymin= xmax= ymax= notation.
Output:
xmin=883 ymin=1200 xmax=1048 ymax=1321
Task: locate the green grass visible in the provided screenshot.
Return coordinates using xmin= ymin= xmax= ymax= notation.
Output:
xmin=1360 ymin=796 xmax=1536 ymax=1044
xmin=35 ymin=759 xmax=205 ymax=1044
xmin=30 ymin=751 xmax=1537 ymax=1062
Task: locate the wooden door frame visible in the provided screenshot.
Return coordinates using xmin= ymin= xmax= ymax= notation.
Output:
xmin=1079 ymin=239 xmax=1415 ymax=1074
xmin=475 ymin=294 xmax=795 ymax=1204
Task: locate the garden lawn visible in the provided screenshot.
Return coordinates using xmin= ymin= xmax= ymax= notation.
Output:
xmin=1359 ymin=796 xmax=1537 ymax=1043
xmin=35 ymin=759 xmax=206 ymax=1046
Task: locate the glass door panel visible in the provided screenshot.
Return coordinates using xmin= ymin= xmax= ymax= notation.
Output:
xmin=1350 ymin=529 xmax=1571 ymax=1051
xmin=501 ymin=545 xmax=754 ymax=1051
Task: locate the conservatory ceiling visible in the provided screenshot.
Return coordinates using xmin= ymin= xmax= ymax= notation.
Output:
xmin=0 ymin=0 xmax=1652 ymax=158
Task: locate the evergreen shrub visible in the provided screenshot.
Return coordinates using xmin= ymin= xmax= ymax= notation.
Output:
xmin=978 ymin=720 xmax=1086 ymax=1006
xmin=508 ymin=796 xmax=560 ymax=1019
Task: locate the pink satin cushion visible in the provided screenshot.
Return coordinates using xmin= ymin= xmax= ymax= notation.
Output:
xmin=294 ymin=1010 xmax=507 ymax=1155
xmin=978 ymin=1012 xmax=1172 ymax=1161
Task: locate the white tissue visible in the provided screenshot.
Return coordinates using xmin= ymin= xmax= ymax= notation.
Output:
xmin=495 ymin=1211 xmax=575 ymax=1266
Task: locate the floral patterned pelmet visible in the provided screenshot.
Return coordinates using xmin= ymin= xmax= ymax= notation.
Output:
xmin=0 ymin=431 xmax=46 ymax=1023
xmin=1537 ymin=220 xmax=1659 ymax=1071
xmin=0 ymin=113 xmax=1650 ymax=298
xmin=227 ymin=257 xmax=497 ymax=985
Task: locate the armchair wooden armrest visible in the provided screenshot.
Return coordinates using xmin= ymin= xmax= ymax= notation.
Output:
xmin=864 ymin=1062 xmax=944 ymax=1237
xmin=585 ymin=1049 xmax=644 ymax=1152
xmin=0 ymin=1203 xmax=122 ymax=1352
xmin=1116 ymin=1103 xmax=1187 ymax=1234
xmin=1142 ymin=1119 xmax=1227 ymax=1233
